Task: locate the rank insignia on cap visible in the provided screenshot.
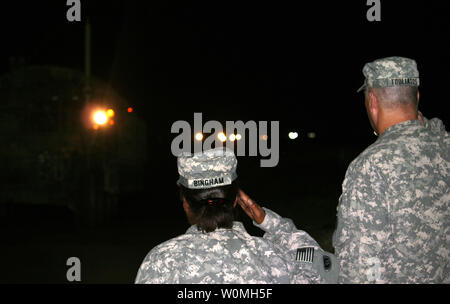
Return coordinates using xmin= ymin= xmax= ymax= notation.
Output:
xmin=296 ymin=247 xmax=314 ymax=263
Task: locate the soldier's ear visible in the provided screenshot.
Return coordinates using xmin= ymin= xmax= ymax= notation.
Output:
xmin=180 ymin=193 xmax=186 ymax=207
xmin=182 ymin=198 xmax=190 ymax=212
xmin=368 ymin=91 xmax=375 ymax=109
xmin=369 ymin=91 xmax=381 ymax=113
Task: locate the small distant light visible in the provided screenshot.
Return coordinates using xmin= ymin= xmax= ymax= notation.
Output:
xmin=261 ymin=134 xmax=268 ymax=141
xmin=307 ymin=132 xmax=316 ymax=139
xmin=93 ymin=110 xmax=108 ymax=125
xmin=195 ymin=133 xmax=203 ymax=141
xmin=109 ymin=120 xmax=115 ymax=126
xmin=127 ymin=107 xmax=133 ymax=113
xmin=235 ymin=134 xmax=242 ymax=140
xmin=218 ymin=132 xmax=227 ymax=142
xmin=106 ymin=109 xmax=115 ymax=117
xmin=93 ymin=124 xmax=99 ymax=130
xmin=288 ymin=132 xmax=298 ymax=140
xmin=229 ymin=134 xmax=236 ymax=141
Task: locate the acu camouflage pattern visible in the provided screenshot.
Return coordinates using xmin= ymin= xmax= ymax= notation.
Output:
xmin=177 ymin=147 xmax=238 ymax=189
xmin=333 ymin=118 xmax=449 ymax=283
xmin=357 ymin=57 xmax=420 ymax=92
xmin=135 ymin=208 xmax=328 ymax=284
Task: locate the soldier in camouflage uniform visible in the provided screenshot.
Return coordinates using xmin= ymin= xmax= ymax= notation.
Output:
xmin=135 ymin=147 xmax=339 ymax=284
xmin=333 ymin=57 xmax=449 ymax=283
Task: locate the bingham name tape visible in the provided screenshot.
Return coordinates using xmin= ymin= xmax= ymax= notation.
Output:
xmin=188 ymin=175 xmax=233 ymax=189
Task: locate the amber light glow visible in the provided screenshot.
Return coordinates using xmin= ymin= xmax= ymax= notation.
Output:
xmin=93 ymin=110 xmax=108 ymax=125
xmin=106 ymin=109 xmax=115 ymax=117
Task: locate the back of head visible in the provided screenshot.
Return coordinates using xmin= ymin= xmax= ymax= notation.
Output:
xmin=359 ymin=56 xmax=420 ymax=111
xmin=368 ymin=85 xmax=419 ymax=110
xmin=179 ymin=181 xmax=238 ymax=232
xmin=177 ymin=147 xmax=239 ymax=233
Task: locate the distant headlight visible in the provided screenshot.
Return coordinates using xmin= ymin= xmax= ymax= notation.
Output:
xmin=288 ymin=132 xmax=298 ymax=140
xmin=195 ymin=133 xmax=204 ymax=141
xmin=218 ymin=132 xmax=227 ymax=142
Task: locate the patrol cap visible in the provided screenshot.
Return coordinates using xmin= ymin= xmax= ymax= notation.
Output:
xmin=177 ymin=147 xmax=238 ymax=190
xmin=357 ymin=56 xmax=420 ymax=92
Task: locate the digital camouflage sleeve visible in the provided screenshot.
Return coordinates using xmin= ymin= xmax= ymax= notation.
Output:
xmin=333 ymin=118 xmax=449 ymax=283
xmin=135 ymin=207 xmax=335 ymax=284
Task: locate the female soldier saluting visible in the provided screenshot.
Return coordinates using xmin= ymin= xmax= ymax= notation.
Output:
xmin=135 ymin=147 xmax=338 ymax=284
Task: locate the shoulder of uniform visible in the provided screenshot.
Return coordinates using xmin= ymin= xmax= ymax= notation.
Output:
xmin=146 ymin=234 xmax=192 ymax=258
xmin=347 ymin=145 xmax=380 ymax=171
xmin=344 ymin=143 xmax=393 ymax=186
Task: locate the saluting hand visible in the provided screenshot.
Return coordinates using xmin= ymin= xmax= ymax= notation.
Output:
xmin=237 ymin=189 xmax=266 ymax=224
xmin=418 ymin=110 xmax=424 ymax=125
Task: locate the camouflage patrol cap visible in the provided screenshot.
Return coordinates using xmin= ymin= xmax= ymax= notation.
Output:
xmin=357 ymin=56 xmax=420 ymax=92
xmin=177 ymin=147 xmax=238 ymax=189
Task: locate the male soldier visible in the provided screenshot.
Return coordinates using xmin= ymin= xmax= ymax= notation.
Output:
xmin=135 ymin=147 xmax=338 ymax=283
xmin=333 ymin=57 xmax=449 ymax=283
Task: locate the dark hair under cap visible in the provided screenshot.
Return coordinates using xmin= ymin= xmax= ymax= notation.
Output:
xmin=179 ymin=180 xmax=239 ymax=233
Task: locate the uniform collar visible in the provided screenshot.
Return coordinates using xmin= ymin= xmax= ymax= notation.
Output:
xmin=378 ymin=119 xmax=422 ymax=139
xmin=186 ymin=221 xmax=247 ymax=235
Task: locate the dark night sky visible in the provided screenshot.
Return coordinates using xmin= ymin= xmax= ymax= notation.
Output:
xmin=1 ymin=1 xmax=450 ymax=285
xmin=1 ymin=1 xmax=449 ymax=145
